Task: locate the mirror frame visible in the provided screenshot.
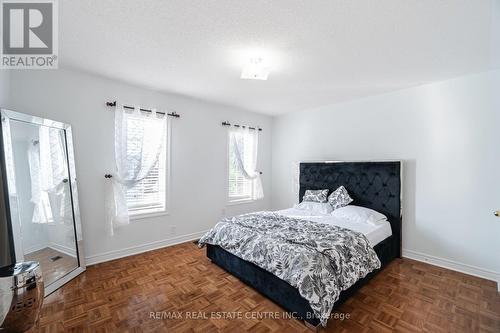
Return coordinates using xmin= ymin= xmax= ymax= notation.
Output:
xmin=0 ymin=108 xmax=86 ymax=296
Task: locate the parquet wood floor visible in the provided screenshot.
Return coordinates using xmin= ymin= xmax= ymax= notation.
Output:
xmin=25 ymin=247 xmax=78 ymax=286
xmin=31 ymin=241 xmax=500 ymax=332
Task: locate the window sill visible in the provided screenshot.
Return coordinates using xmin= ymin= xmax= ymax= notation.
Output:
xmin=129 ymin=210 xmax=170 ymax=221
xmin=226 ymin=198 xmax=261 ymax=206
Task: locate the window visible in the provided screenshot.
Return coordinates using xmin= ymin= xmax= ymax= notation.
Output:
xmin=228 ymin=129 xmax=262 ymax=203
xmin=125 ymin=114 xmax=168 ymax=216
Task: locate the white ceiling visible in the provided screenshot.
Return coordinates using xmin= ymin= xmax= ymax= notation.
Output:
xmin=60 ymin=0 xmax=499 ymax=115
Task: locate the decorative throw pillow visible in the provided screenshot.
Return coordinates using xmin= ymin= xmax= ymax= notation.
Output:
xmin=328 ymin=186 xmax=353 ymax=210
xmin=294 ymin=201 xmax=334 ymax=215
xmin=302 ymin=189 xmax=329 ymax=203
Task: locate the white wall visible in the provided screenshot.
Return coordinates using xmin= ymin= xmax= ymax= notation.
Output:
xmin=5 ymin=68 xmax=273 ymax=264
xmin=0 ymin=71 xmax=9 ymax=106
xmin=272 ymin=70 xmax=500 ymax=283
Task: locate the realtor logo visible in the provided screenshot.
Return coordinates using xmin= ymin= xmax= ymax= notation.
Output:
xmin=1 ymin=0 xmax=58 ymax=69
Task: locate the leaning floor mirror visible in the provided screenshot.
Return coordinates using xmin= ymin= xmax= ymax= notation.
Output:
xmin=0 ymin=109 xmax=85 ymax=295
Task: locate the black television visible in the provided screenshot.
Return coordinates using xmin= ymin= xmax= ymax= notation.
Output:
xmin=0 ymin=125 xmax=15 ymax=269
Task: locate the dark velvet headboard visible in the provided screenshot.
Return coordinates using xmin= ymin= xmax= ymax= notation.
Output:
xmin=299 ymin=161 xmax=402 ymax=256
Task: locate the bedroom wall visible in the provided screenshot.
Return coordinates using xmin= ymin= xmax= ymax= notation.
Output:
xmin=5 ymin=68 xmax=273 ymax=264
xmin=0 ymin=71 xmax=9 ymax=106
xmin=271 ymin=70 xmax=500 ymax=284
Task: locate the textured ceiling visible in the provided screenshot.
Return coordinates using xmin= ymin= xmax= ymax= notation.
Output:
xmin=60 ymin=0 xmax=500 ymax=115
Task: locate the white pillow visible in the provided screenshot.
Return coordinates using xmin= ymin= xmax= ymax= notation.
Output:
xmin=331 ymin=205 xmax=387 ymax=225
xmin=294 ymin=201 xmax=334 ymax=215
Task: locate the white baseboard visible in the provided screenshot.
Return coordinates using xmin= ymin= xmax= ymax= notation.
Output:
xmin=25 ymin=243 xmax=77 ymax=258
xmin=85 ymin=230 xmax=208 ymax=266
xmin=49 ymin=242 xmax=77 ymax=258
xmin=402 ymin=249 xmax=500 ymax=292
xmin=24 ymin=243 xmax=49 ymax=255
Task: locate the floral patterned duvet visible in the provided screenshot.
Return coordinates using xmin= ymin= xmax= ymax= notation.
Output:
xmin=199 ymin=211 xmax=381 ymax=326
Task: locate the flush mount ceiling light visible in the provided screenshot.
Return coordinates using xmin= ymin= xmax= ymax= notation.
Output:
xmin=241 ymin=57 xmax=270 ymax=80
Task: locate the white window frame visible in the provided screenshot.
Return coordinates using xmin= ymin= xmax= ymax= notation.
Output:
xmin=226 ymin=129 xmax=257 ymax=205
xmin=128 ymin=118 xmax=171 ymax=220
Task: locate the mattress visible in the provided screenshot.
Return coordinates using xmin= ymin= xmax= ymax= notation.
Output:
xmin=276 ymin=208 xmax=392 ymax=246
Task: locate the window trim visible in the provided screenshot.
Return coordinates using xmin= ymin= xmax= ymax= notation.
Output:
xmin=226 ymin=129 xmax=257 ymax=205
xmin=128 ymin=117 xmax=172 ymax=219
xmin=226 ymin=198 xmax=255 ymax=206
xmin=129 ymin=209 xmax=170 ymax=221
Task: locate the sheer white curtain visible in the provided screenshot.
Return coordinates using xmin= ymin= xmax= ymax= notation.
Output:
xmin=228 ymin=126 xmax=264 ymax=200
xmin=28 ymin=126 xmax=68 ymax=224
xmin=105 ymin=104 xmax=167 ymax=236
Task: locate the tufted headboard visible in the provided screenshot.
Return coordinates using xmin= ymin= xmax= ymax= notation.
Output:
xmin=299 ymin=161 xmax=402 ymax=256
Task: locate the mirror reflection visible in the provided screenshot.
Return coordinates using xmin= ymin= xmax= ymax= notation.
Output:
xmin=8 ymin=120 xmax=78 ymax=286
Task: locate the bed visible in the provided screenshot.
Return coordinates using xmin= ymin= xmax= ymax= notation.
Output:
xmin=202 ymin=161 xmax=402 ymax=329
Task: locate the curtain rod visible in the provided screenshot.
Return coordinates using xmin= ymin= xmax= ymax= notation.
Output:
xmin=221 ymin=121 xmax=262 ymax=131
xmin=105 ymin=101 xmax=180 ymax=118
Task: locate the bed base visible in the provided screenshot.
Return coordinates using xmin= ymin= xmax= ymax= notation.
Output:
xmin=206 ymin=235 xmax=398 ymax=328
xmin=304 ymin=320 xmax=319 ymax=332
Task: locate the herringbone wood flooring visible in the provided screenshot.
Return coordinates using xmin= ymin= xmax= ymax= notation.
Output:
xmin=32 ymin=241 xmax=500 ymax=332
